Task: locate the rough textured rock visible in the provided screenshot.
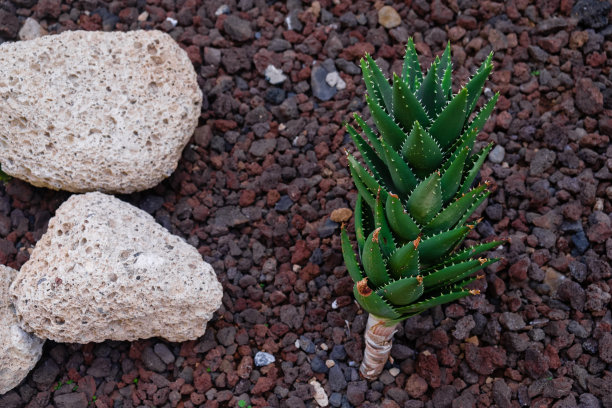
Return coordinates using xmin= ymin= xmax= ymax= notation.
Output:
xmin=0 ymin=265 xmax=44 ymax=394
xmin=10 ymin=193 xmax=222 ymax=343
xmin=0 ymin=30 xmax=202 ymax=194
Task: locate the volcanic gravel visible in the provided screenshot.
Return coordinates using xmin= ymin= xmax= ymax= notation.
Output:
xmin=1 ymin=0 xmax=612 ymax=407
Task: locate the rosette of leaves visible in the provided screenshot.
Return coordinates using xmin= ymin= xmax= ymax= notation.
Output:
xmin=342 ymin=39 xmax=501 ymax=379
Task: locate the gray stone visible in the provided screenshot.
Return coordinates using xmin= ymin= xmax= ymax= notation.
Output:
xmin=488 ymin=145 xmax=505 ymax=164
xmin=311 ymin=64 xmax=337 ymax=101
xmin=223 ymin=15 xmax=253 ymax=42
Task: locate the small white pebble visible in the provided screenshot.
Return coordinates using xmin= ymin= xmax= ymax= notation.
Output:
xmin=325 ymin=71 xmax=346 ymax=90
xmin=215 ymin=5 xmax=230 ymax=16
xmin=165 ymin=17 xmax=177 ymax=27
xmin=309 ymin=378 xmax=329 ymax=407
xmin=325 ymin=360 xmax=335 ymax=368
xmin=137 ymin=11 xmax=148 ymax=21
xmin=320 ymin=343 xmax=328 ymax=351
xmin=295 ymin=339 xmax=301 ymax=349
xmin=264 ymin=65 xmax=287 ymax=85
xmin=389 ymin=367 xmax=400 ymax=377
xmin=331 ymin=299 xmax=338 ymax=309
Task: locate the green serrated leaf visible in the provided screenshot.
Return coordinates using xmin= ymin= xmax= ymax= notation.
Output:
xmin=465 ymin=52 xmax=493 ymax=119
xmin=366 ymin=95 xmax=407 ymax=152
xmin=374 ymin=192 xmax=396 ymax=258
xmin=457 ymin=143 xmax=494 ymax=196
xmin=342 ymin=226 xmax=365 ymax=283
xmin=362 ymin=228 xmax=390 ymax=288
xmin=457 ymin=190 xmax=490 ymax=226
xmin=392 ymin=73 xmax=431 ymax=134
xmin=417 ymin=58 xmax=445 ymax=117
xmin=401 ymin=121 xmax=444 ymax=178
xmin=385 ymin=194 xmax=421 ymax=242
xmin=377 ymin=277 xmax=424 ymax=306
xmin=379 ymin=136 xmax=418 ymax=196
xmin=354 ymin=284 xmax=401 ymax=320
xmin=365 ymin=54 xmax=393 ymax=114
xmin=429 ymin=88 xmax=468 ymax=150
xmin=348 ymin=155 xmax=377 ymax=208
xmin=395 ymin=288 xmax=473 ymax=314
xmin=346 ymin=123 xmax=391 ymax=186
xmin=422 ymin=258 xmax=482 ymax=288
xmin=423 ymin=184 xmax=488 ymax=236
xmin=388 ymin=238 xmax=421 ymax=279
xmin=419 ymin=225 xmax=471 ymax=264
xmin=406 ymin=172 xmax=442 ymax=225
xmin=402 ymin=38 xmax=423 ymax=91
xmin=443 ymin=240 xmax=503 ymax=265
xmin=464 ymin=92 xmax=499 ymax=135
xmin=354 ymin=194 xmax=373 ymax=258
xmin=440 ymin=146 xmax=470 ymax=204
xmin=354 ymin=113 xmax=386 ymax=163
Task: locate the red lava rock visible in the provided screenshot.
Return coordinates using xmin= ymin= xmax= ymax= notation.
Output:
xmin=193 ymin=371 xmax=212 ymax=393
xmin=575 ymin=78 xmax=604 ymax=115
xmin=339 ymin=42 xmax=375 ymax=60
xmin=464 ymin=344 xmax=507 ymax=375
xmin=523 ymin=348 xmax=550 ymax=379
xmin=416 ymin=352 xmax=441 ymax=388
xmin=509 ymin=257 xmax=530 ymax=281
xmin=404 ymin=373 xmax=428 ymax=398
xmin=251 ymin=376 xmax=275 ymax=394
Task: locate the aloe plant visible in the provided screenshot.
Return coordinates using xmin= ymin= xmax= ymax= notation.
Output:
xmin=342 ymin=39 xmax=501 ymax=379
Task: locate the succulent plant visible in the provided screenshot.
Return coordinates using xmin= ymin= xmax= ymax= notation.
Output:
xmin=343 ymin=39 xmax=501 ymax=379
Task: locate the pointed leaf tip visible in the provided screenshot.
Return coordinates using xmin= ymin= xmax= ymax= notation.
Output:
xmin=469 ymin=289 xmax=480 ymax=295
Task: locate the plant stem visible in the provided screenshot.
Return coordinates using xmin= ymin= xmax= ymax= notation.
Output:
xmin=359 ymin=314 xmax=399 ymax=380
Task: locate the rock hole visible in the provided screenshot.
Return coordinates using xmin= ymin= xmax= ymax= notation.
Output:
xmin=54 ymin=316 xmax=65 ymax=325
xmin=109 ymin=273 xmax=117 ymax=282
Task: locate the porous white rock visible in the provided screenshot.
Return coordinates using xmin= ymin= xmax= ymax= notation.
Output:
xmin=1 ymin=265 xmax=44 ymax=395
xmin=0 ymin=30 xmax=202 ymax=194
xmin=10 ymin=192 xmax=222 ymax=343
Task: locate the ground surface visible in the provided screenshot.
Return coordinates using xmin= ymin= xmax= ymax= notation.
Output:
xmin=1 ymin=0 xmax=612 ymax=407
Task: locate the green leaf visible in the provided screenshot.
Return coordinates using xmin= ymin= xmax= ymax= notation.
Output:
xmin=385 ymin=194 xmax=421 ymax=242
xmin=437 ymin=42 xmax=453 ymax=100
xmin=354 ymin=284 xmax=401 ymax=320
xmin=401 ymin=121 xmax=443 ymax=178
xmin=457 ymin=190 xmax=490 ymax=226
xmin=395 ymin=288 xmax=474 ymax=314
xmin=379 ymin=136 xmax=418 ymax=196
xmin=341 ymin=226 xmax=365 ymax=283
xmin=366 ymin=94 xmax=407 ymax=152
xmin=419 ymin=225 xmax=472 ymax=264
xmin=388 ymin=238 xmax=421 ymax=279
xmin=361 ymin=58 xmax=385 ymax=114
xmin=365 ymin=54 xmax=393 ymax=113
xmin=402 ymin=38 xmax=423 ymax=91
xmin=423 ymin=183 xmax=488 ymax=236
xmin=417 ymin=59 xmax=445 ymax=117
xmin=429 ymin=88 xmax=468 ymax=150
xmin=354 ymin=194 xmax=373 ymax=258
xmin=362 ymin=227 xmax=390 ymax=288
xmin=422 ymin=258 xmax=482 ymax=288
xmin=374 ymin=192 xmax=396 ymax=258
xmin=392 ymin=73 xmax=431 ymax=134
xmin=465 ymin=52 xmax=493 ymax=119
xmin=377 ymin=277 xmax=424 ymax=306
xmin=354 ymin=113 xmax=386 ymax=162
xmin=457 ymin=143 xmax=494 ymax=196
xmin=464 ymin=92 xmax=498 ymax=137
xmin=347 ymin=155 xmax=377 ymax=208
xmin=440 ymin=146 xmax=470 ymax=204
xmin=405 ymin=172 xmax=442 ymax=225
xmin=346 ymin=123 xmax=391 ymax=186
xmin=442 ymin=240 xmax=503 ymax=265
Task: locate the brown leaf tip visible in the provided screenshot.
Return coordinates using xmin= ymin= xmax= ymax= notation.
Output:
xmin=389 ymin=193 xmax=399 ymax=199
xmin=469 ymin=289 xmax=480 ymax=295
xmin=478 ymin=257 xmax=487 ymax=265
xmin=476 ymin=274 xmax=485 ymax=280
xmin=372 ymin=227 xmax=381 ymax=243
xmin=413 ymin=235 xmax=422 ymax=249
xmin=357 ymin=278 xmax=373 ymax=297
xmin=416 ymin=275 xmax=423 ymax=284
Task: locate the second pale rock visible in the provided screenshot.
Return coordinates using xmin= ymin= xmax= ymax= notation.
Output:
xmin=1 ymin=265 xmax=44 ymax=395
xmin=10 ymin=192 xmax=223 ymax=343
xmin=0 ymin=30 xmax=202 ymax=193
